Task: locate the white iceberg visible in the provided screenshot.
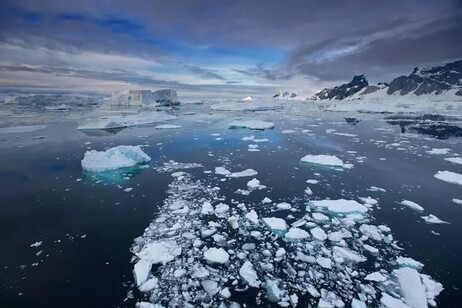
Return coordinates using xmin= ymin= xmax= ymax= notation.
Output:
xmin=81 ymin=145 xmax=151 ymax=172
xmin=136 ymin=239 xmax=181 ymax=265
xmin=300 ymin=154 xmax=349 ymax=168
xmin=399 ymin=200 xmax=424 ymax=212
xmin=309 ymin=199 xmax=368 ymax=214
xmin=421 ymin=214 xmax=450 ymax=224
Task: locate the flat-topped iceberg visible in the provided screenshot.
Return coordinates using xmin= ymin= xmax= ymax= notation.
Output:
xmin=81 ymin=145 xmax=151 ymax=172
xmin=309 ymin=199 xmax=368 ymax=214
xmin=300 ymin=154 xmax=350 ymax=168
xmin=434 ymin=170 xmax=462 ymax=185
xmin=229 ymin=120 xmax=275 ymax=130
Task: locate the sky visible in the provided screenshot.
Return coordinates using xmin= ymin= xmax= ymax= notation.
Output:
xmin=0 ymin=0 xmax=461 ymax=97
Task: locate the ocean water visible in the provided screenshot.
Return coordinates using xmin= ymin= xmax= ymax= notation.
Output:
xmin=1 ymin=107 xmax=461 ymax=307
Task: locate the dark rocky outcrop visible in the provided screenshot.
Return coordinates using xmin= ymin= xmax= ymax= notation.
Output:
xmin=313 ymin=75 xmax=368 ymax=100
xmin=388 ymin=60 xmax=462 ymax=96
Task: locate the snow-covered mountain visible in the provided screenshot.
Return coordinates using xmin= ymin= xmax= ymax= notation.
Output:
xmin=311 ymin=59 xmax=462 ymax=100
xmin=273 ymin=90 xmax=297 ymax=99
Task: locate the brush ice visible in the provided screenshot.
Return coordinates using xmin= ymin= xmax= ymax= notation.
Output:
xmin=300 ymin=154 xmax=349 ymax=168
xmin=309 ymin=199 xmax=368 ymax=214
xmin=239 ymin=261 xmax=260 ymax=287
xmin=203 ymin=247 xmax=229 ymax=264
xmin=262 ymin=217 xmax=287 ymax=232
xmin=136 ymin=239 xmax=181 ymax=264
xmin=81 ymin=145 xmax=151 ymax=172
xmin=395 ymin=267 xmax=427 ymax=308
xmin=434 ymin=170 xmax=462 ymax=185
xmin=399 ymin=200 xmax=424 ymax=212
xmin=229 ymin=120 xmax=275 ymax=130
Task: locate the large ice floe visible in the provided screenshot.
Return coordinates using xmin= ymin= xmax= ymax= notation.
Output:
xmin=129 ymin=168 xmax=443 ymax=307
xmin=300 ymin=154 xmax=353 ymax=169
xmin=77 ymin=112 xmax=176 ymax=130
xmin=81 ymin=145 xmax=151 ymax=172
xmin=434 ymin=170 xmax=462 ymax=185
xmin=229 ymin=120 xmax=275 ymax=130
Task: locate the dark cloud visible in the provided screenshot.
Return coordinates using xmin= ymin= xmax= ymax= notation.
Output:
xmin=0 ymin=0 xmax=461 ymax=92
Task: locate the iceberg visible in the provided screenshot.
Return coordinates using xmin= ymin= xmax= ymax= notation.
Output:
xmin=421 ymin=214 xmax=450 ymax=224
xmin=136 ymin=239 xmax=181 ymax=265
xmin=399 ymin=200 xmax=424 ymax=212
xmin=300 ymin=154 xmax=349 ymax=168
xmin=81 ymin=145 xmax=151 ymax=172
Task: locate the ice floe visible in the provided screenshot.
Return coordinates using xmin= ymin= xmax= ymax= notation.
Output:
xmin=0 ymin=124 xmax=46 ymax=134
xmin=300 ymin=154 xmax=352 ymax=169
xmin=399 ymin=200 xmax=424 ymax=212
xmin=229 ymin=120 xmax=275 ymax=130
xmin=434 ymin=170 xmax=462 ymax=185
xmin=77 ymin=112 xmax=176 ymax=130
xmin=444 ymin=157 xmax=462 ymax=165
xmin=309 ymin=199 xmax=368 ymax=214
xmin=81 ymin=145 xmax=151 ymax=172
xmin=421 ymin=214 xmax=450 ymax=224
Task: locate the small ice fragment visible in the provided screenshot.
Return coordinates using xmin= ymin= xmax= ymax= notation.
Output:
xmin=277 ymin=202 xmax=292 ymax=210
xmin=262 ymin=217 xmax=287 ymax=232
xmin=239 ymin=261 xmax=261 ymax=287
xmin=421 ymin=214 xmax=450 ymax=224
xmin=245 ymin=210 xmax=259 ymax=224
xmin=285 ymin=228 xmax=310 ymax=240
xmin=262 ymin=197 xmax=272 ymax=204
xmin=310 ymin=227 xmax=327 ymax=241
xmin=316 ymin=257 xmax=332 ymax=269
xmin=30 ymin=241 xmax=42 ymax=248
xmin=399 ymin=200 xmax=424 ymax=212
xmin=201 ymin=279 xmax=219 ymax=296
xmin=365 ymin=271 xmax=387 ymax=282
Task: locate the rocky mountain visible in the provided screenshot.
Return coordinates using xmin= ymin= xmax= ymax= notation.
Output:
xmin=387 ymin=60 xmax=462 ymax=96
xmin=312 ymin=75 xmax=368 ymax=100
xmin=312 ymin=59 xmax=462 ymax=100
xmin=273 ymin=90 xmax=297 ymax=99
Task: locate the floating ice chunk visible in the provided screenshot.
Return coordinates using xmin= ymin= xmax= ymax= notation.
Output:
xmin=136 ymin=239 xmax=181 ymax=265
xmin=351 ymin=299 xmax=367 ymax=308
xmin=265 ymin=279 xmax=286 ymax=302
xmin=136 ymin=302 xmax=165 ymax=308
xmin=134 ymin=259 xmax=152 ymax=286
xmin=139 ymin=277 xmax=158 ymax=292
xmin=421 ymin=214 xmax=449 ymax=224
xmin=277 ymin=202 xmax=292 ymax=210
xmin=215 ymin=167 xmax=231 ymax=175
xmin=312 ymin=212 xmax=329 ymax=222
xmin=262 ymin=197 xmax=272 ymax=204
xmin=453 ymin=198 xmax=462 ymax=205
xmin=359 ymin=224 xmax=383 ymax=241
xmin=276 ymin=247 xmax=286 ymax=258
xmin=245 ymin=210 xmax=259 ymax=224
xmin=300 ymin=154 xmax=344 ymax=167
xmin=220 ymin=287 xmax=232 ymax=299
xmin=434 ymin=170 xmax=462 ymax=185
xmin=365 ymin=271 xmax=387 ymax=282
xmin=281 ymin=129 xmax=297 ymax=134
xmin=316 ymin=257 xmax=332 ymax=269
xmin=333 ymin=246 xmax=366 ymax=263
xmin=228 ymin=169 xmax=258 ymax=178
xmin=155 ymin=124 xmax=181 ymax=129
xmin=215 ymin=203 xmax=230 ymax=216
xmin=203 ymin=247 xmax=229 ymax=265
xmin=426 ymin=148 xmax=451 ymax=155
xmin=78 ymin=112 xmax=176 ymax=130
xmin=30 ymin=241 xmax=43 ymax=248
xmin=247 ymin=178 xmax=266 ymax=190
xmin=229 ymin=120 xmax=275 ymax=130
xmin=285 ymin=227 xmax=310 ymax=240
xmin=395 ymin=267 xmax=427 ymax=308
xmin=305 ymin=186 xmax=313 ymax=196
xmin=239 ymin=261 xmax=261 ymax=287
xmin=306 ymin=179 xmax=319 ymax=184
xmin=296 ymin=251 xmax=316 ymax=263
xmin=81 ymin=145 xmax=151 ymax=172
xmin=242 ymin=96 xmax=253 ymax=101
xmin=445 ymin=157 xmax=462 ymax=165
xmin=380 ymin=293 xmax=411 ymax=308
xmin=201 ymin=279 xmax=220 ymax=296
xmin=421 ymin=274 xmax=444 ymax=307
xmin=262 ymin=217 xmax=287 ymax=232
xmin=201 ymin=202 xmax=214 ymax=215
xmin=359 ymin=197 xmax=378 ymax=206
xmin=399 ymin=200 xmax=424 ymax=212
xmin=367 ymin=186 xmax=387 ymax=192
xmin=363 ymin=244 xmax=379 ymax=254
xmin=396 ymin=257 xmax=424 ymax=270
xmin=310 ymin=199 xmax=368 ymax=214
xmin=0 ymin=124 xmax=46 ymax=134
xmin=310 ymin=227 xmax=327 ymax=241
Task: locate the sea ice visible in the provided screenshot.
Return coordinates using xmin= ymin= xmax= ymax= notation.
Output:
xmin=310 ymin=227 xmax=327 ymax=241
xmin=154 ymin=124 xmax=181 ymax=129
xmin=421 ymin=214 xmax=450 ymax=224
xmin=277 ymin=202 xmax=292 ymax=210
xmin=426 ymin=148 xmax=451 ymax=155
xmin=134 ymin=259 xmax=152 ymax=286
xmin=78 ymin=112 xmax=176 ymax=130
xmin=316 ymin=257 xmax=332 ymax=269
xmin=239 ymin=261 xmax=261 ymax=287
xmin=300 ymin=154 xmax=345 ymax=167
xmin=444 ymin=157 xmax=462 ymax=165
xmin=247 ymin=178 xmax=266 ymax=190
xmin=380 ymin=293 xmax=412 ymax=308
xmin=399 ymin=200 xmax=424 ymax=212
xmin=453 ymin=198 xmax=462 ymax=205
xmin=81 ymin=145 xmax=151 ymax=172
xmin=434 ymin=170 xmax=462 ymax=185
xmin=309 ymin=199 xmax=368 ymax=214
xmin=285 ymin=227 xmax=310 ymax=240
xmin=229 ymin=120 xmax=275 ymax=130
xmin=245 ymin=210 xmax=259 ymax=224
xmin=136 ymin=239 xmax=181 ymax=264
xmin=365 ymin=271 xmax=387 ymax=282
xmin=395 ymin=267 xmax=427 ymax=308
xmin=262 ymin=217 xmax=287 ymax=232
xmin=203 ymin=247 xmax=229 ymax=265
xmin=0 ymin=124 xmax=46 ymax=134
